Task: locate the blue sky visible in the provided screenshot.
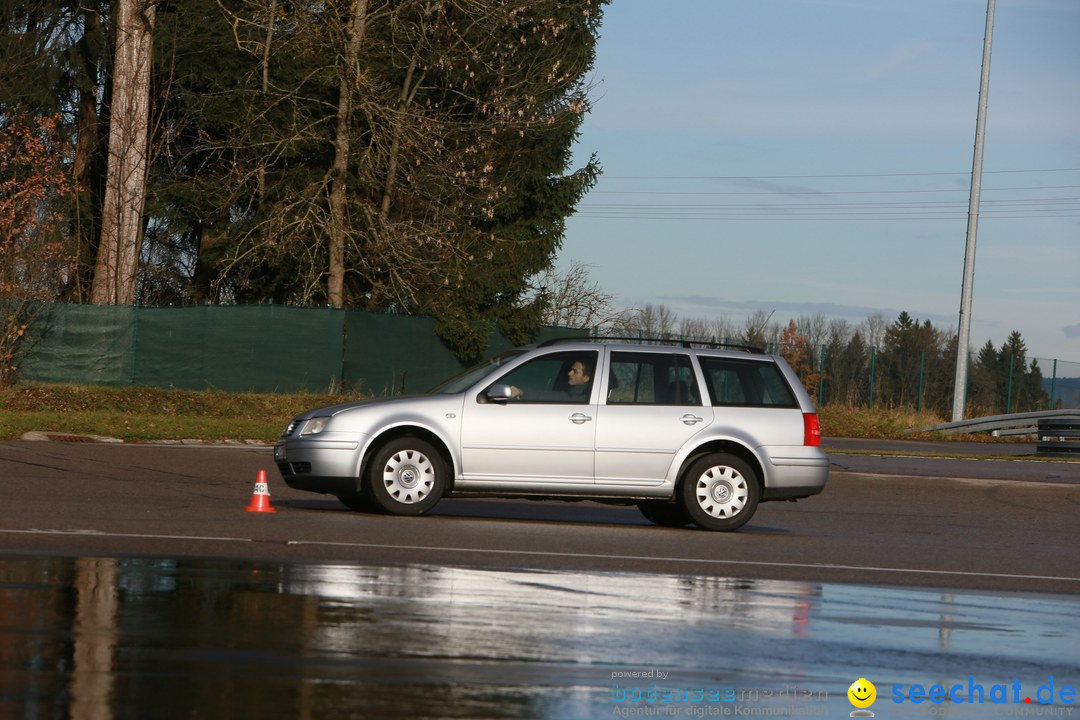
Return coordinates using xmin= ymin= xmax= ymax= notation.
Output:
xmin=561 ymin=0 xmax=1079 ymax=363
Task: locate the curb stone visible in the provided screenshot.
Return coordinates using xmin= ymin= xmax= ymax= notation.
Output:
xmin=22 ymin=431 xmax=124 ymax=443
xmin=20 ymin=431 xmax=269 ymax=447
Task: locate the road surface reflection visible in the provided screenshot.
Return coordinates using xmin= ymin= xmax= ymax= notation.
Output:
xmin=1 ymin=555 xmax=1077 ymax=719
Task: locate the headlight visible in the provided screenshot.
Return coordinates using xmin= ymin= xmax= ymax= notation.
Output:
xmin=300 ymin=417 xmax=330 ymax=436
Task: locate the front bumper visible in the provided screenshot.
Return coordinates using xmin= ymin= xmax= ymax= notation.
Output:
xmin=273 ymin=434 xmax=366 ymax=496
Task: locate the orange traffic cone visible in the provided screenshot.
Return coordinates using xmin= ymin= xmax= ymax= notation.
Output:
xmin=245 ymin=469 xmax=277 ymax=513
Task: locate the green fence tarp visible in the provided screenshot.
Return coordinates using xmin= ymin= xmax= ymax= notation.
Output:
xmin=132 ymin=305 xmax=346 ymax=393
xmin=344 ymin=313 xmax=459 ymax=395
xmin=16 ymin=303 xmax=578 ymax=395
xmin=20 ymin=304 xmax=136 ymax=387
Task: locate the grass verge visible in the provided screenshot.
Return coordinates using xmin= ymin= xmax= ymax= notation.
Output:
xmin=0 ymin=384 xmax=346 ymax=443
xmin=0 ymin=382 xmax=1020 ymax=444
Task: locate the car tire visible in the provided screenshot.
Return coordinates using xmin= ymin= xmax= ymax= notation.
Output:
xmin=636 ymin=500 xmax=692 ymax=528
xmin=679 ymin=453 xmax=760 ymax=532
xmin=368 ymin=438 xmax=446 ymax=516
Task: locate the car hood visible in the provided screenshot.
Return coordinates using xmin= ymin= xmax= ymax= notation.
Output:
xmin=296 ymin=393 xmax=453 ymax=420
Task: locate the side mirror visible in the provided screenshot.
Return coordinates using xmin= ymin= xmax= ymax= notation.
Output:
xmin=486 ymin=384 xmax=514 ymax=402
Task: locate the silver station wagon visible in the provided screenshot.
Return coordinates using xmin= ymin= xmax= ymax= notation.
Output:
xmin=274 ymin=338 xmax=828 ymax=531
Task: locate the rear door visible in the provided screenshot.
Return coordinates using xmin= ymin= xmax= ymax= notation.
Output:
xmin=594 ymin=351 xmax=713 ymax=487
xmin=697 ymin=355 xmax=807 ymax=447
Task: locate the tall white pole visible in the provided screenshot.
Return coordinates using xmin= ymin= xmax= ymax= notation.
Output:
xmin=952 ymin=0 xmax=996 ymax=422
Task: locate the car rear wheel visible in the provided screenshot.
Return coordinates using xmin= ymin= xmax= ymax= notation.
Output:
xmin=679 ymin=453 xmax=760 ymax=532
xmin=368 ymin=438 xmax=445 ymax=515
xmin=636 ymin=500 xmax=692 ymax=528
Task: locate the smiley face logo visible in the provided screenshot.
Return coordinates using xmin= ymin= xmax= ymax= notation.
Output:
xmin=848 ymin=678 xmax=877 ymax=715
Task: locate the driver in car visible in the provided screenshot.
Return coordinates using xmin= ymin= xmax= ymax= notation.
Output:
xmin=511 ymin=358 xmax=592 ymax=402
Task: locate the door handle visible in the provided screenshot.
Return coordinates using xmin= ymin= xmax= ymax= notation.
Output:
xmin=681 ymin=414 xmax=704 ymax=425
xmin=569 ymin=413 xmax=593 ymax=424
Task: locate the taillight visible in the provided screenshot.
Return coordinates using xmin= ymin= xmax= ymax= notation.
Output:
xmin=803 ymin=413 xmax=821 ymax=446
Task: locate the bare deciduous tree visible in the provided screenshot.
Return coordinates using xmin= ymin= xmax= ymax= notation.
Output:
xmin=613 ymin=303 xmax=678 ymax=340
xmin=795 ymin=313 xmax=829 ymax=351
xmin=532 ymin=261 xmax=616 ymax=329
xmin=862 ymin=313 xmax=888 ymax=349
xmin=741 ymin=309 xmax=777 ymax=349
xmin=90 ymin=0 xmax=156 ymax=304
xmin=328 ymin=0 xmax=369 ymax=308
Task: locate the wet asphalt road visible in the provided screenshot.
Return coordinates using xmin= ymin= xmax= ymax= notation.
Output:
xmin=1 ymin=439 xmax=1078 ymax=594
xmin=2 ymin=438 xmax=1079 ymax=720
xmin=5 ymin=554 xmax=1079 ymax=719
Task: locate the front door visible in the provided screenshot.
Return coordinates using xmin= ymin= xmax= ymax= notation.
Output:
xmin=459 ymin=350 xmax=599 ymax=485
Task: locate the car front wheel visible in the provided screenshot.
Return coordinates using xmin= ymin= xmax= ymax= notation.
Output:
xmin=368 ymin=438 xmax=446 ymax=515
xmin=679 ymin=453 xmax=760 ymax=532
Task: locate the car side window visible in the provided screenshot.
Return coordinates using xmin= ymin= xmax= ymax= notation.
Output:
xmin=699 ymin=357 xmax=798 ymax=408
xmin=488 ymin=350 xmax=597 ymax=404
xmin=607 ymin=352 xmax=700 ymax=406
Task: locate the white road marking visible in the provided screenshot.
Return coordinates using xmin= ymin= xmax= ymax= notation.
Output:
xmin=0 ymin=528 xmax=251 ymax=543
xmin=284 ymin=540 xmax=1080 ymax=583
xmin=4 ymin=528 xmax=1077 ymax=584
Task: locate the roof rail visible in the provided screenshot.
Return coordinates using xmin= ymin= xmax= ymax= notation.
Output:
xmin=536 ymin=335 xmax=764 ymax=354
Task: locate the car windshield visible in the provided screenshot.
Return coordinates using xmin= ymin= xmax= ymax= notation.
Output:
xmin=427 ymin=349 xmax=527 ymax=394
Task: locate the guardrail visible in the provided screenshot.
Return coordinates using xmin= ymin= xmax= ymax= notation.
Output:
xmin=918 ymin=409 xmax=1080 ymax=440
xmin=1036 ymin=416 xmax=1080 ymax=457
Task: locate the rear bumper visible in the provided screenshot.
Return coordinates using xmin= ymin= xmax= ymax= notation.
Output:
xmin=761 ymin=447 xmax=829 ymax=501
xmin=762 ymin=483 xmax=826 ymax=501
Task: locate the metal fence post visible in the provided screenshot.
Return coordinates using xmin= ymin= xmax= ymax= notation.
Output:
xmin=869 ymin=346 xmax=876 ymax=408
xmin=130 ymin=304 xmax=139 ymax=387
xmin=337 ymin=306 xmax=348 ymax=392
xmin=1049 ymin=359 xmax=1057 ymax=410
xmin=1006 ymin=353 xmax=1015 ymax=414
xmin=818 ymin=344 xmax=826 ymax=407
xmin=917 ymin=350 xmax=925 ymax=413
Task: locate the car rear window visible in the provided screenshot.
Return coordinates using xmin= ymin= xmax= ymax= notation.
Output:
xmin=607 ymin=351 xmax=701 ymax=405
xmin=698 ymin=357 xmax=798 ymax=408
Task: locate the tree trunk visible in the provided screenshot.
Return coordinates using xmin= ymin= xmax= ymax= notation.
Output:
xmin=327 ymin=0 xmax=368 ymax=308
xmin=379 ymin=53 xmax=423 ymax=222
xmin=90 ymin=0 xmax=155 ymax=305
xmin=256 ymin=0 xmax=276 ymax=202
xmin=68 ymin=5 xmax=104 ymax=302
